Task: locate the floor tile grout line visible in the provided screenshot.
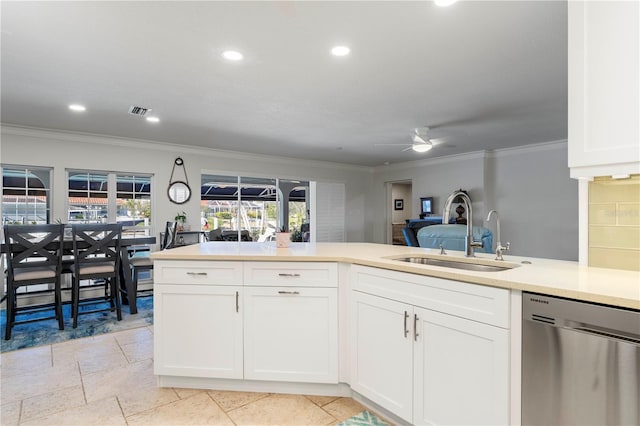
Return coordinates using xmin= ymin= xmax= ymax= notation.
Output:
xmin=205 ymin=391 xmax=238 ymax=426
xmin=220 ymin=391 xmax=273 ymax=414
xmin=78 ymin=360 xmax=88 ymax=406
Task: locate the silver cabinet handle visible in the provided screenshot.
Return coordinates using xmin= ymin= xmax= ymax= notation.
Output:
xmin=404 ymin=311 xmax=409 ymax=338
xmin=235 ymin=291 xmax=239 ymax=313
xmin=278 ymin=291 xmax=300 ymax=295
xmin=414 ymin=314 xmax=419 ymax=341
xmin=278 ymin=273 xmax=301 ymax=277
xmin=186 ymin=272 xmax=208 ymax=276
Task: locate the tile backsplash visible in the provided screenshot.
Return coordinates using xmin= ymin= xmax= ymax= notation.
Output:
xmin=589 ymin=174 xmax=640 ymax=271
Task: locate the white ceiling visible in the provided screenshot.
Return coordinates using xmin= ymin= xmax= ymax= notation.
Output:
xmin=1 ymin=1 xmax=568 ymax=167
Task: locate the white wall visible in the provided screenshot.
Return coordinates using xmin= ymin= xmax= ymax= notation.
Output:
xmin=1 ymin=126 xmax=372 ymax=243
xmin=370 ymin=141 xmax=578 ymax=261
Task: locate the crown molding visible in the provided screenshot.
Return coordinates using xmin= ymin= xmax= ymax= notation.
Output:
xmin=372 ymin=150 xmax=487 ymax=173
xmin=486 ymin=139 xmax=567 ymax=158
xmin=0 ymin=124 xmax=371 ymax=173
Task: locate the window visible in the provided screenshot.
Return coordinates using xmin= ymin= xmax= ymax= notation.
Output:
xmin=1 ymin=166 xmax=52 ymax=225
xmin=201 ymin=174 xmax=310 ymax=242
xmin=67 ymin=170 xmax=152 ymax=237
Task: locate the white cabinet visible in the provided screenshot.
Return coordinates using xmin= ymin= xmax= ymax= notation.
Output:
xmin=350 ymin=266 xmax=510 ymax=425
xmin=154 ymin=261 xmax=338 ymax=384
xmin=154 ymin=284 xmax=243 ymax=379
xmin=568 ymin=0 xmax=640 ymax=178
xmin=350 ymin=291 xmax=413 ymax=422
xmin=413 ymin=307 xmax=509 ymax=426
xmin=154 ymin=261 xmax=244 ymax=379
xmin=244 ymin=286 xmax=338 ymax=383
xmin=243 ymin=262 xmax=339 ymax=383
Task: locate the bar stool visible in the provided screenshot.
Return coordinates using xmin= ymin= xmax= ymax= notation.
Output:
xmin=124 ymin=221 xmax=178 ymax=309
xmin=70 ymin=223 xmax=122 ymax=328
xmin=3 ymin=224 xmax=65 ymax=340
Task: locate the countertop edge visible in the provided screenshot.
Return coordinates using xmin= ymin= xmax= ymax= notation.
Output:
xmin=151 ymin=243 xmax=640 ymax=310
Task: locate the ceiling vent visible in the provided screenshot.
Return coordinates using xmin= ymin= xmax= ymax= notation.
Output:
xmin=128 ymin=105 xmax=151 ymax=117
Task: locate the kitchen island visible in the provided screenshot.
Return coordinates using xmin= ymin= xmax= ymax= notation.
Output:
xmin=151 ymin=242 xmax=639 ymax=425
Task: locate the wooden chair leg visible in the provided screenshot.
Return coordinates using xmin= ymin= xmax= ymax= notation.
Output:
xmin=114 ymin=277 xmax=122 ymax=321
xmin=55 ymin=280 xmax=64 ymax=330
xmin=72 ymin=277 xmax=80 ymax=329
xmin=4 ymin=285 xmax=15 ymax=340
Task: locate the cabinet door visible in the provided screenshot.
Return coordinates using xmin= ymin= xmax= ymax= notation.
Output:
xmin=243 ymin=286 xmax=338 ymax=383
xmin=350 ymin=291 xmax=414 ymax=423
xmin=154 ymin=284 xmax=243 ymax=379
xmin=413 ymin=307 xmax=509 ymax=426
xmin=568 ymin=0 xmax=640 ymax=176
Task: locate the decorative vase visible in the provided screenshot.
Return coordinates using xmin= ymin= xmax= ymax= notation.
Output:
xmin=276 ymin=232 xmax=291 ymax=248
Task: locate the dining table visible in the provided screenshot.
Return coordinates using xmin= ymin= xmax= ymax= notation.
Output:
xmin=1 ymin=234 xmax=156 ymax=315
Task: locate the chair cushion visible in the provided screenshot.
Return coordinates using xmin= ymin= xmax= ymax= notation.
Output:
xmin=130 ymin=256 xmax=153 ymax=267
xmin=13 ymin=266 xmax=57 ymax=281
xmin=71 ymin=261 xmax=116 ymax=275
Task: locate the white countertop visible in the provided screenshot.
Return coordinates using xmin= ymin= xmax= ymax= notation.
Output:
xmin=152 ymin=242 xmax=640 ymax=310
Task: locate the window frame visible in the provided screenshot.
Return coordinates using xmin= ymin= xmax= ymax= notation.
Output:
xmin=66 ymin=169 xmax=154 ymax=237
xmin=1 ymin=164 xmax=53 ymax=225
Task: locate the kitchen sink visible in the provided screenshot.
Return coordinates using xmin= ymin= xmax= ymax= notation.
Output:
xmin=392 ymin=256 xmax=518 ymax=272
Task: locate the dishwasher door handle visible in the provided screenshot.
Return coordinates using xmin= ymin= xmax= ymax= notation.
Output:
xmin=567 ymin=324 xmax=640 ymax=345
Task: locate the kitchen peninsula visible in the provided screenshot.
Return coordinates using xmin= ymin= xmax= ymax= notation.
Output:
xmin=151 ymin=242 xmax=640 ymax=425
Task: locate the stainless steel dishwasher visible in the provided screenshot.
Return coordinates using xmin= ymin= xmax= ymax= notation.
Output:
xmin=522 ymin=292 xmax=640 ymax=426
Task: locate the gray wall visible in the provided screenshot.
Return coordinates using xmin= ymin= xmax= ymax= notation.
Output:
xmin=485 ymin=143 xmax=578 ymax=260
xmin=370 ymin=141 xmax=579 ymax=261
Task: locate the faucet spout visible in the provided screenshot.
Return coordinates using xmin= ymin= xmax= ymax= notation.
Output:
xmin=442 ymin=190 xmax=481 ymax=257
xmin=486 ymin=209 xmax=510 ymax=260
xmin=486 ymin=210 xmax=501 ymax=247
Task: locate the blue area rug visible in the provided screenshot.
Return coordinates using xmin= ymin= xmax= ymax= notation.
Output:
xmin=0 ymin=297 xmax=154 ymax=353
xmin=339 ymin=410 xmax=390 ymax=426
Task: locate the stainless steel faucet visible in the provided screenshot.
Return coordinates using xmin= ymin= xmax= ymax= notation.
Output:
xmin=442 ymin=190 xmax=483 ymax=257
xmin=486 ymin=209 xmax=510 ymax=261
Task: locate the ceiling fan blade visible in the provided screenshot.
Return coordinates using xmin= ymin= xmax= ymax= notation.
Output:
xmin=401 ymin=146 xmax=413 ymax=152
xmin=374 ymin=143 xmax=412 ymax=147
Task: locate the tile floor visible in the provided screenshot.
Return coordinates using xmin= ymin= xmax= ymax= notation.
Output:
xmin=0 ymin=326 xmax=387 ymax=425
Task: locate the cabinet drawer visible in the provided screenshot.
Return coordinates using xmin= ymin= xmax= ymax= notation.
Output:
xmin=243 ymin=262 xmax=338 ymax=287
xmin=154 ymin=260 xmax=243 ymax=285
xmin=351 ymin=265 xmax=510 ymax=328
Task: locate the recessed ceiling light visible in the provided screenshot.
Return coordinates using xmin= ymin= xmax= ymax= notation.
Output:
xmin=434 ymin=0 xmax=458 ymax=6
xmin=68 ymin=104 xmax=86 ymax=112
xmin=331 ymin=46 xmax=350 ymax=57
xmin=146 ymin=116 xmax=160 ymax=123
xmin=222 ymin=50 xmax=243 ymax=61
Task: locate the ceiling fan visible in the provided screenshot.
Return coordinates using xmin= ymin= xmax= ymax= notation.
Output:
xmin=375 ymin=127 xmax=434 ymax=153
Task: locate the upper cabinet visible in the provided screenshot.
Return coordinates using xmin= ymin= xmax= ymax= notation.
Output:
xmin=568 ymin=1 xmax=640 ymax=179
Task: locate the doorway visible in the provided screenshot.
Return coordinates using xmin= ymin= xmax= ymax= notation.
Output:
xmin=386 ymin=180 xmax=413 ymax=245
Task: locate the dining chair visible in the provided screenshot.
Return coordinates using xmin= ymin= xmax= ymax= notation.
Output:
xmin=127 ymin=221 xmax=178 ymax=303
xmin=3 ymin=224 xmax=65 ymax=340
xmin=70 ymin=223 xmax=123 ymax=328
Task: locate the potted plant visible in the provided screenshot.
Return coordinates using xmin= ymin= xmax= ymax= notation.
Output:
xmin=275 ymin=225 xmax=291 ymax=248
xmin=175 ymin=211 xmax=187 ymax=231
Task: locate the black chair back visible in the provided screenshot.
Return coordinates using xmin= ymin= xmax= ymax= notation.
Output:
xmin=3 ymin=223 xmax=66 ymax=339
xmin=71 ymin=224 xmax=122 ymax=274
xmin=4 ymin=224 xmax=65 ymax=281
xmin=208 ymin=228 xmax=223 ymax=241
xmin=162 ymin=221 xmax=178 ymax=250
xmin=69 ymin=223 xmax=123 ymax=328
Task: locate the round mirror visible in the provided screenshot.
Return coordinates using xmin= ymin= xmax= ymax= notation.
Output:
xmin=168 ymin=181 xmax=191 ymax=204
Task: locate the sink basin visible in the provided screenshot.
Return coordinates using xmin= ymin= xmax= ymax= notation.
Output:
xmin=393 ymin=256 xmax=517 ymax=272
